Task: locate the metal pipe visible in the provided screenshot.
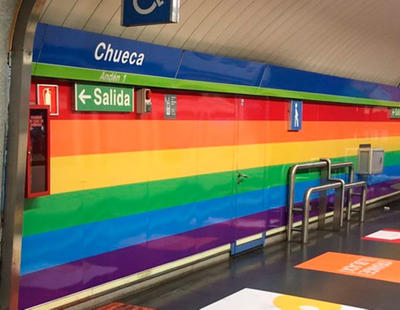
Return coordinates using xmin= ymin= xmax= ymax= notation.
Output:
xmin=331 ymin=162 xmax=353 ymax=169
xmin=345 ymin=181 xmax=367 ymax=222
xmin=345 ymin=181 xmax=366 ymax=190
xmin=361 ymin=184 xmax=367 ymax=222
xmin=303 ymin=181 xmax=343 ymax=243
xmin=0 ymin=1 xmax=46 ymax=309
xmin=318 ymin=158 xmax=332 ymax=228
xmin=287 ymin=160 xmax=328 ymax=241
xmin=331 ymin=161 xmax=354 ymax=221
xmin=330 ymin=178 xmax=346 ymax=228
xmin=320 ymin=158 xmax=348 ymax=227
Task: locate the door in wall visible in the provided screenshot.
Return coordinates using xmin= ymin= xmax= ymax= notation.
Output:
xmin=234 ymin=97 xmax=267 ymax=241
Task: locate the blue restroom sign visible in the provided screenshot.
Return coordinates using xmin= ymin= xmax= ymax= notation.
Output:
xmin=122 ymin=0 xmax=180 ymax=26
xmin=289 ymin=100 xmax=303 ymax=131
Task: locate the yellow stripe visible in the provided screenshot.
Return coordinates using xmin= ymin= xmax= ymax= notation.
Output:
xmin=51 ymin=136 xmax=400 ymax=194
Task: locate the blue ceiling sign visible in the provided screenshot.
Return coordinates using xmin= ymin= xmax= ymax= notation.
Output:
xmin=122 ymin=0 xmax=180 ymax=26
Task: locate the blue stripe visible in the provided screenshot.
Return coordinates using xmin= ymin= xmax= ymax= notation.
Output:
xmin=21 ymin=165 xmax=400 ymax=275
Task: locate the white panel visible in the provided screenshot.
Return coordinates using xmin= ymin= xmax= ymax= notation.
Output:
xmin=192 ymin=0 xmax=252 ymax=54
xmin=168 ymin=0 xmax=225 ymax=48
xmin=239 ymin=0 xmax=321 ymax=60
xmin=231 ymin=0 xmax=296 ymax=59
xmin=102 ymin=6 xmax=124 ymax=37
xmin=62 ymin=0 xmax=103 ymax=30
xmin=120 ymin=24 xmax=146 ymax=41
xmin=137 ymin=0 xmax=190 ymax=42
xmin=40 ymin=0 xmax=78 ymax=26
xmin=136 ymin=24 xmax=165 ymax=42
xmin=83 ymin=1 xmax=121 ymax=34
xmin=205 ymin=0 xmax=270 ymax=56
xmin=39 ymin=0 xmax=53 ymax=21
xmin=151 ymin=0 xmax=204 ymax=46
xmin=299 ymin=0 xmax=364 ymax=72
xmin=181 ymin=0 xmax=240 ymax=51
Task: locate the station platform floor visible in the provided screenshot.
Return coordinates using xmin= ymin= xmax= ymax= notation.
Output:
xmin=108 ymin=203 xmax=400 ymax=310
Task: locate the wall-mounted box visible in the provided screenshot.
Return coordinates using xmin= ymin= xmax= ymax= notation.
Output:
xmin=136 ymin=88 xmax=152 ymax=113
xmin=358 ymin=147 xmax=384 ymax=175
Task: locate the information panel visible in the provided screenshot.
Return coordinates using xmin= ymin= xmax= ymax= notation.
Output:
xmin=164 ymin=94 xmax=177 ymax=119
xmin=75 ymin=83 xmax=134 ymax=112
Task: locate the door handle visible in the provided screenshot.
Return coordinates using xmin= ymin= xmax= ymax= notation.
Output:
xmin=237 ymin=172 xmax=249 ymax=184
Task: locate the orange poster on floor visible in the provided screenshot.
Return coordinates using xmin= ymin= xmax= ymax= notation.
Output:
xmin=296 ymin=252 xmax=400 ymax=283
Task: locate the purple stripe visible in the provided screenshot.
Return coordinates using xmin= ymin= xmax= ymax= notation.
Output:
xmin=19 ymin=180 xmax=399 ymax=309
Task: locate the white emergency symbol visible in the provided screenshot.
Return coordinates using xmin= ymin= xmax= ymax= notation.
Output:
xmin=43 ymin=88 xmax=52 ymax=107
xmin=133 ymin=0 xmax=165 ymax=15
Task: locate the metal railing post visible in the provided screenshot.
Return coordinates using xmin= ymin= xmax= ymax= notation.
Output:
xmin=287 ymin=166 xmax=297 ymax=241
xmin=302 ymin=181 xmax=343 ymax=243
xmin=344 ymin=181 xmax=367 ymax=222
xmin=331 ymin=161 xmax=354 ymax=223
xmin=303 ymin=188 xmax=312 ymax=243
xmin=348 ymin=166 xmax=355 ymax=220
xmin=360 ymin=184 xmax=367 ymax=222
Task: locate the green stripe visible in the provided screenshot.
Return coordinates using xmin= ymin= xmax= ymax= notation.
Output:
xmin=25 ymin=152 xmax=400 ymax=237
xmin=32 ymin=63 xmax=400 ymax=108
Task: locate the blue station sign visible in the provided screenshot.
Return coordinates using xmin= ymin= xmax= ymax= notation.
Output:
xmin=122 ymin=0 xmax=180 ymax=26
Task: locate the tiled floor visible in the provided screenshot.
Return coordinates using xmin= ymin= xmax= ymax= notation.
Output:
xmin=118 ymin=203 xmax=400 ymax=310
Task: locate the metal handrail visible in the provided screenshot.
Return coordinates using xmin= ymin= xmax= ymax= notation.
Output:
xmin=320 ymin=158 xmax=346 ymax=228
xmin=331 ymin=161 xmax=355 ymax=221
xmin=302 ymin=181 xmax=344 ymax=243
xmin=345 ymin=181 xmax=367 ymax=222
xmin=328 ymin=160 xmax=367 ymax=222
xmin=287 ymin=158 xmax=364 ymax=242
xmin=287 ymin=160 xmax=329 ymax=241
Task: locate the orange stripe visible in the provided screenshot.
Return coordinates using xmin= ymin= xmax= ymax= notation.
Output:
xmin=51 ymin=120 xmax=400 ymax=157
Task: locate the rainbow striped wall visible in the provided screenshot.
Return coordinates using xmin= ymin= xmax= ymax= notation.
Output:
xmin=20 ymin=80 xmax=400 ymax=309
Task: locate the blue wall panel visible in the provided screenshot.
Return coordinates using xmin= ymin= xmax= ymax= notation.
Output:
xmin=261 ymin=65 xmax=400 ymax=102
xmin=177 ymin=51 xmax=266 ymax=86
xmin=34 ymin=23 xmax=183 ymax=78
xmin=33 ymin=23 xmax=400 ymax=103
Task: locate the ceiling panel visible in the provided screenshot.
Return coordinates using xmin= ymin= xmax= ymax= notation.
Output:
xmin=61 ymin=0 xmax=103 ymax=30
xmin=150 ymin=0 xmax=204 ymax=46
xmin=40 ymin=0 xmax=78 ymax=26
xmin=39 ymin=0 xmax=400 ymax=86
xmin=83 ymin=1 xmax=121 ymax=34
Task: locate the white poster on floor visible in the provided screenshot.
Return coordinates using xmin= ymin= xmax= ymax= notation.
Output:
xmin=365 ymin=230 xmax=400 ymax=240
xmin=200 ymin=288 xmax=365 ymax=310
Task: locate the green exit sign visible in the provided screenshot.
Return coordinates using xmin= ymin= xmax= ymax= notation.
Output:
xmin=391 ymin=108 xmax=400 ymax=119
xmin=75 ymin=83 xmax=134 ymax=112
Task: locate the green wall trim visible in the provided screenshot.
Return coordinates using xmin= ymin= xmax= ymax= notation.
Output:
xmin=24 ymin=152 xmax=400 ymax=237
xmin=32 ymin=63 xmax=400 ymax=108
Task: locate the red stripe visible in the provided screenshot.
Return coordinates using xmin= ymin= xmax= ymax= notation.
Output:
xmin=31 ymin=80 xmax=393 ymax=122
